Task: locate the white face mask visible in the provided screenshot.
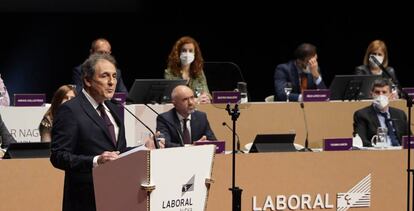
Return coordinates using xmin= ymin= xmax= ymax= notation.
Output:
xmin=369 ymin=55 xmax=384 ymax=68
xmin=180 ymin=52 xmax=195 ymax=65
xmin=373 ymin=95 xmax=389 ymax=110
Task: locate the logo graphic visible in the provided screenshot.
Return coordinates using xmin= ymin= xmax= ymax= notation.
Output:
xmin=181 ymin=175 xmax=195 ymax=196
xmin=337 ymin=174 xmax=371 ymax=211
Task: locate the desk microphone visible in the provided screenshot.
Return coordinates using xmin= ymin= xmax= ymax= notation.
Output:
xmin=110 ymin=100 xmax=160 ymax=149
xmin=144 ymin=104 xmax=184 ymax=146
xmin=299 ymin=102 xmax=312 ymax=152
xmin=222 ymin=122 xmax=244 ymax=153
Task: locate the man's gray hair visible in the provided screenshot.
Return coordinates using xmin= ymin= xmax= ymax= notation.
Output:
xmin=81 ymin=53 xmax=117 ymax=84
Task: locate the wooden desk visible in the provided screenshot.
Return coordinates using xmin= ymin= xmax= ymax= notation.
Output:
xmin=207 ymin=150 xmax=413 ymax=211
xmin=198 ymin=100 xmax=414 ymax=149
xmin=0 ymin=158 xmax=64 ymax=211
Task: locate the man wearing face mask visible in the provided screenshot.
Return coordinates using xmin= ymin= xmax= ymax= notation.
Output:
xmin=355 ymin=40 xmax=400 ymax=99
xmin=164 ymin=36 xmax=211 ymax=104
xmin=353 ymin=79 xmax=409 ymax=147
xmin=274 ymin=43 xmax=327 ymax=102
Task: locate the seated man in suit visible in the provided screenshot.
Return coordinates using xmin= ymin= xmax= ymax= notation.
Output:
xmin=274 ymin=43 xmax=326 ymax=101
xmin=353 ymin=79 xmax=409 ymax=147
xmin=156 ymin=85 xmax=216 ymax=147
xmin=72 ymin=38 xmax=128 ymax=94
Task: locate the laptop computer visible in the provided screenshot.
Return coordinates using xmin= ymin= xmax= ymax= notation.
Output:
xmin=3 ymin=142 xmax=51 ymax=159
xmin=249 ymin=134 xmax=296 ymax=153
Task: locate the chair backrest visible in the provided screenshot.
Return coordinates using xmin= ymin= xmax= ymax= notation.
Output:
xmin=264 ymin=95 xmax=274 ymax=102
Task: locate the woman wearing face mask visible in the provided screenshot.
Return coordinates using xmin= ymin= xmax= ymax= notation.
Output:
xmin=355 ymin=40 xmax=400 ymax=99
xmin=39 ymin=84 xmax=76 ymax=142
xmin=274 ymin=43 xmax=327 ymax=102
xmin=165 ymin=36 xmax=211 ymax=104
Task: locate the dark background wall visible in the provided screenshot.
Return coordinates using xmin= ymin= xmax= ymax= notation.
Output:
xmin=1 ymin=2 xmax=412 ymax=102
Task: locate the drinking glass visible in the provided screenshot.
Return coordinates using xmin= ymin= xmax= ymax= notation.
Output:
xmin=373 ymin=127 xmax=388 ymax=148
xmin=284 ymin=82 xmax=293 ymax=102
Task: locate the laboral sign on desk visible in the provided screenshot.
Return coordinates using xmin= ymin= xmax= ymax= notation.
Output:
xmin=252 ymin=174 xmax=371 ymax=211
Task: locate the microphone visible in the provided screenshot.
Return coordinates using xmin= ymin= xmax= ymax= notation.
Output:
xmin=299 ymin=102 xmax=312 ymax=152
xmin=144 ymin=104 xmax=185 ymax=146
xmin=110 ymin=99 xmax=160 ymax=149
xmin=222 ymin=122 xmax=244 ymax=153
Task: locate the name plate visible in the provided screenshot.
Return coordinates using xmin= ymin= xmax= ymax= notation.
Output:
xmin=112 ymin=92 xmax=127 ymax=104
xmin=14 ymin=94 xmax=46 ymax=106
xmin=403 ymin=136 xmax=414 ymax=149
xmin=111 ymin=92 xmax=126 ymax=120
xmin=212 ymin=91 xmax=241 ymax=104
xmin=323 ymin=138 xmax=352 ymax=151
xmin=303 ymin=89 xmax=330 ymax=102
xmin=402 ymin=88 xmax=414 ymax=102
xmin=194 ymin=140 xmax=225 ymax=153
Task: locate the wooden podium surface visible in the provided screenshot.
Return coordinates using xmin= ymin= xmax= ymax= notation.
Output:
xmin=199 ymin=100 xmax=414 ymax=149
xmin=0 ymin=158 xmax=64 ymax=211
xmin=207 ymin=150 xmax=413 ymax=211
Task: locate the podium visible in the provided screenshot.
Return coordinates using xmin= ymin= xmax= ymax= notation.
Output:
xmin=93 ymin=145 xmax=216 ymax=211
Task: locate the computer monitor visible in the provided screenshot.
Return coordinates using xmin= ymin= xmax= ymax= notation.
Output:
xmin=249 ymin=133 xmax=296 ymax=153
xmin=3 ymin=142 xmax=51 ymax=159
xmin=127 ymin=79 xmax=187 ymax=104
xmin=329 ymin=75 xmax=381 ymax=101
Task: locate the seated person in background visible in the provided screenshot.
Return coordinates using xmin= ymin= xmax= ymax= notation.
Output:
xmin=355 ymin=40 xmax=400 ymax=99
xmin=0 ymin=74 xmax=10 ymax=106
xmin=165 ymin=36 xmax=211 ymax=104
xmin=72 ymin=38 xmax=128 ymax=94
xmin=0 ymin=114 xmax=17 ymax=150
xmin=156 ymin=85 xmax=216 ymax=147
xmin=39 ymin=84 xmax=76 ymax=142
xmin=274 ymin=43 xmax=326 ymax=102
xmin=353 ymin=79 xmax=409 ymax=147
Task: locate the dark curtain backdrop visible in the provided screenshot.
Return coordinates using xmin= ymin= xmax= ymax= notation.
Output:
xmin=0 ymin=2 xmax=412 ymax=102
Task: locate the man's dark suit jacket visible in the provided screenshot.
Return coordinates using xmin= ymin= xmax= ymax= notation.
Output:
xmin=0 ymin=114 xmax=16 ymax=148
xmin=50 ymin=92 xmax=127 ymax=211
xmin=156 ymin=108 xmax=216 ymax=147
xmin=72 ymin=65 xmax=128 ymax=94
xmin=274 ymin=60 xmax=326 ymax=101
xmin=353 ymin=105 xmax=408 ymax=147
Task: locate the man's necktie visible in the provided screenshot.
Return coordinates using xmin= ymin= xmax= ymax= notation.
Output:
xmin=379 ymin=112 xmax=399 ymax=146
xmin=182 ymin=118 xmax=191 ymax=144
xmin=98 ymin=104 xmax=117 ymax=145
xmin=300 ymin=73 xmax=308 ymax=93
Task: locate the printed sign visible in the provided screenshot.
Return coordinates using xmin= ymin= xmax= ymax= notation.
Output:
xmin=303 ymin=89 xmax=330 ymax=102
xmin=323 ymin=138 xmax=352 ymax=151
xmin=14 ymin=94 xmax=46 ymax=106
xmin=212 ymin=91 xmax=241 ymax=104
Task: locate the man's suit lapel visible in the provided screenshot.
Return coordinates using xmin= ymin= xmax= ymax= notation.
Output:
xmin=368 ymin=106 xmax=381 ymax=129
xmin=79 ymin=94 xmax=114 ymax=146
xmin=105 ymin=101 xmax=124 ymax=148
xmin=190 ymin=112 xmax=200 ymax=142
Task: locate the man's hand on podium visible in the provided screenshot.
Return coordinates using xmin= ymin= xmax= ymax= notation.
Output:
xmin=97 ymin=151 xmax=120 ymax=165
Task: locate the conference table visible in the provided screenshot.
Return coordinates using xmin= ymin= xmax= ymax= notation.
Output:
xmin=1 ymin=100 xmax=414 ymax=210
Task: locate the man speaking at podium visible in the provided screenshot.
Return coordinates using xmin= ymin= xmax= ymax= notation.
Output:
xmin=50 ymin=53 xmax=127 ymax=211
xmin=156 ymin=85 xmax=216 ymax=147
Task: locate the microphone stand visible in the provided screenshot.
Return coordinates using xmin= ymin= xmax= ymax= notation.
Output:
xmin=299 ymin=103 xmax=312 ymax=152
xmin=371 ymin=55 xmax=414 ymax=211
xmin=113 ymin=101 xmax=160 ymax=149
xmin=225 ymin=103 xmax=242 ymax=211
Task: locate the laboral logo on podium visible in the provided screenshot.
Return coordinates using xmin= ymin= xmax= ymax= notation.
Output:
xmin=252 ymin=174 xmax=371 ymax=211
xmin=162 ymin=175 xmax=195 ymax=210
